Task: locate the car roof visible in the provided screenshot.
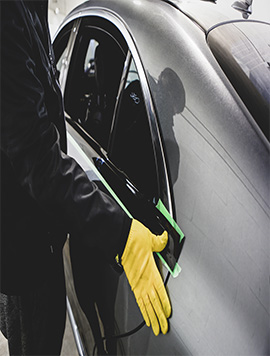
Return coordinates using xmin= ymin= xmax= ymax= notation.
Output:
xmin=167 ymin=0 xmax=270 ymax=29
xmin=58 ymin=0 xmax=270 ymax=144
xmin=66 ymin=0 xmax=270 ymax=33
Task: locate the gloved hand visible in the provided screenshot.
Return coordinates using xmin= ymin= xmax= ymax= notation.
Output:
xmin=121 ymin=219 xmax=171 ymax=336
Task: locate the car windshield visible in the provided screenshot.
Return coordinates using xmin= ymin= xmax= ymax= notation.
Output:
xmin=207 ymin=21 xmax=270 ymax=141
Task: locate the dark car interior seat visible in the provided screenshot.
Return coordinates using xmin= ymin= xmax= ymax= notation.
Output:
xmin=82 ymin=42 xmax=125 ymax=149
xmin=64 ymin=33 xmax=125 ymax=150
xmin=111 ymin=79 xmax=158 ymax=198
xmin=64 ymin=39 xmax=97 ymax=128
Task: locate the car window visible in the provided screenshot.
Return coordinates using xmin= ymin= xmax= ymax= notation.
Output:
xmin=64 ymin=24 xmax=126 ymax=150
xmin=109 ymin=55 xmax=158 ymax=199
xmin=53 ymin=21 xmax=74 ymax=82
xmin=56 ymin=44 xmax=68 ymax=74
xmin=56 ymin=17 xmax=160 ymax=201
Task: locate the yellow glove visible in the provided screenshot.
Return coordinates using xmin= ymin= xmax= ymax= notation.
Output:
xmin=121 ymin=219 xmax=171 ymax=336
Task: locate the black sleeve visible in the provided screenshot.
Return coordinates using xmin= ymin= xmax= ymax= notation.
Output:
xmin=0 ymin=2 xmax=130 ymax=256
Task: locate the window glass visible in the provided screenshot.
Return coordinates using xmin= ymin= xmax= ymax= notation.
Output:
xmin=64 ymin=26 xmax=126 ymax=150
xmin=110 ymin=57 xmax=158 ymax=199
xmin=83 ymin=39 xmax=99 ymax=74
xmin=56 ymin=45 xmax=68 ymax=74
xmin=53 ymin=21 xmax=73 ymax=73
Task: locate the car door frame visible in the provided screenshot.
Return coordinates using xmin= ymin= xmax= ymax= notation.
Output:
xmin=54 ymin=9 xmax=174 ymax=216
xmin=53 ymin=10 xmax=180 ymax=356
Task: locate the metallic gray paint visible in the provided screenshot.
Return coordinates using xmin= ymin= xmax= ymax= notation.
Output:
xmin=55 ymin=0 xmax=270 ymax=354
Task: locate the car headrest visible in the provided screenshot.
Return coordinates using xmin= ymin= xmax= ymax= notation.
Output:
xmin=94 ymin=43 xmax=125 ymax=96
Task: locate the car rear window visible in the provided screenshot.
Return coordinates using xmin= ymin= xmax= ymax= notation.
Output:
xmin=207 ymin=21 xmax=270 ymax=141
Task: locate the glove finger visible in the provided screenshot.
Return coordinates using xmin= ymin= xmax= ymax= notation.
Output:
xmin=144 ymin=294 xmax=160 ymax=336
xmin=137 ymin=297 xmax=150 ymax=327
xmin=149 ymin=287 xmax=168 ymax=335
xmin=152 ymin=231 xmax=168 ymax=253
xmin=155 ymin=278 xmax=171 ymax=319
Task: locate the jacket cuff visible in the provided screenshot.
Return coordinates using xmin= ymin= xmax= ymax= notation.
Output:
xmin=117 ymin=216 xmax=132 ymax=259
xmin=109 ymin=215 xmax=132 ymax=273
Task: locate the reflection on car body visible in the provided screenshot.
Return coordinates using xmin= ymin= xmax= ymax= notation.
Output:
xmin=53 ymin=0 xmax=270 ymax=355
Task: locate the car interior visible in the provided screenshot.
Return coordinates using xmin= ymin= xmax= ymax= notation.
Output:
xmin=64 ymin=27 xmax=126 ymax=150
xmin=63 ymin=22 xmax=159 ymax=199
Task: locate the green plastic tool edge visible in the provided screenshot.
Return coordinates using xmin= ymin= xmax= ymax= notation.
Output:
xmin=68 ymin=133 xmax=183 ymax=277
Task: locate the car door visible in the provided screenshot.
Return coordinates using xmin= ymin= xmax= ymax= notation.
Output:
xmin=54 ymin=15 xmax=183 ymax=356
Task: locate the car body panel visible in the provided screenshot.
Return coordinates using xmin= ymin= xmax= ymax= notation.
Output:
xmin=53 ymin=1 xmax=270 ymax=355
xmin=167 ymin=0 xmax=270 ymax=29
xmin=207 ymin=21 xmax=270 ymax=140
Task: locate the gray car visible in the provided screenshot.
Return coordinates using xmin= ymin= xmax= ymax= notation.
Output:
xmin=53 ymin=0 xmax=270 ymax=355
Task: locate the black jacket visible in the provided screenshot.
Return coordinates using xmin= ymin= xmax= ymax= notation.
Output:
xmin=0 ymin=0 xmax=130 ymax=295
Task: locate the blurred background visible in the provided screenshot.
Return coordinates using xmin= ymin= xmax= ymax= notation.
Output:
xmin=48 ymin=0 xmax=83 ymax=36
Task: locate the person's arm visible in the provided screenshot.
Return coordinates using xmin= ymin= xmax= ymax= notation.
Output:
xmin=0 ymin=1 xmax=129 ymax=254
xmin=1 ymin=2 xmax=171 ymax=335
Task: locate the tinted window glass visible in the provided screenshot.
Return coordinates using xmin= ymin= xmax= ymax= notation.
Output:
xmin=64 ymin=26 xmax=126 ymax=150
xmin=53 ymin=21 xmax=73 ymax=82
xmin=110 ymin=57 xmax=158 ymax=199
xmin=56 ymin=44 xmax=68 ymax=74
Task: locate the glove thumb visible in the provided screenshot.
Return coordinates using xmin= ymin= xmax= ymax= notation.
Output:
xmin=151 ymin=230 xmax=168 ymax=253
